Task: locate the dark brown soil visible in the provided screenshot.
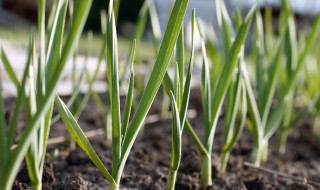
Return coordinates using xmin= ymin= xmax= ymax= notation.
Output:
xmin=8 ymin=89 xmax=320 ymax=190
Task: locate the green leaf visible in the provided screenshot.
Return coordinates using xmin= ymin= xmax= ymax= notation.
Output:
xmin=0 ymin=49 xmax=20 ymax=89
xmin=264 ymin=8 xmax=274 ymax=57
xmin=254 ymin=10 xmax=265 ymax=114
xmin=7 ymin=35 xmax=34 ymax=147
xmin=223 ymin=79 xmax=247 ymax=152
xmin=162 ymin=72 xmax=174 ymax=96
xmin=169 ymin=91 xmax=182 ymax=171
xmin=198 ymin=18 xmax=211 ymax=136
xmin=284 ymin=16 xmax=298 ymax=74
xmin=117 ymin=0 xmax=189 ymax=184
xmin=113 ymin=0 xmax=121 ymax=22
xmin=185 ymin=120 xmax=209 ymax=156
xmin=36 ymin=0 xmax=47 ymax=102
xmin=174 ymin=62 xmax=181 ymax=106
xmin=224 ymin=72 xmax=242 ymax=145
xmin=261 ymin=42 xmax=284 ymax=129
xmin=133 ymin=0 xmax=150 ymax=94
xmin=106 ymin=3 xmax=122 ymax=176
xmin=39 ymin=102 xmax=54 ymax=173
xmin=0 ymin=50 xmax=8 ymax=179
xmin=47 ymin=0 xmax=58 ymax=32
xmin=264 ymin=102 xmax=284 ymax=139
xmin=55 ymin=95 xmax=117 ymax=188
xmin=176 ymin=27 xmax=185 ymax=107
xmin=241 ymin=59 xmax=262 ymax=146
xmin=25 ymin=53 xmax=41 ymax=186
xmin=120 ymin=38 xmax=136 ymax=85
xmin=235 ymin=9 xmax=243 ymax=28
xmin=46 ymin=0 xmax=68 ymax=82
xmin=283 ymin=15 xmax=320 ymax=96
xmin=121 ymin=41 xmax=136 ymax=140
xmin=206 ymin=6 xmax=255 ymax=151
xmin=216 ymin=0 xmax=233 ymax=57
xmin=179 ymin=10 xmax=195 ymax=128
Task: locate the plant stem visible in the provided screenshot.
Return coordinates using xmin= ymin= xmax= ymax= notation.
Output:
xmin=109 ymin=182 xmax=119 ymax=190
xmin=254 ymin=140 xmax=268 ymax=166
xmin=278 ymin=129 xmax=289 ymax=154
xmin=166 ymin=169 xmax=178 ymax=190
xmin=105 ymin=112 xmax=112 ymax=145
xmin=220 ymin=151 xmax=230 ymax=173
xmin=32 ymin=182 xmax=42 ymax=190
xmin=200 ymin=153 xmax=212 ymax=189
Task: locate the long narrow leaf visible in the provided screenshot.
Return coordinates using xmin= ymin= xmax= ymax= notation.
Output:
xmin=206 ymin=7 xmax=255 ymax=151
xmin=169 ymin=91 xmax=182 ymax=171
xmin=264 ymin=102 xmax=285 ymax=139
xmin=241 ymin=60 xmax=262 ymax=146
xmin=46 ymin=0 xmax=68 ymax=81
xmin=176 ymin=27 xmax=184 ymax=107
xmin=179 ymin=10 xmax=195 ymax=128
xmin=254 ymin=10 xmax=265 ymax=114
xmin=121 ymin=45 xmax=135 ymax=140
xmin=163 ymin=72 xmax=174 ymax=96
xmin=7 ymin=36 xmax=34 ymax=147
xmin=36 ymin=0 xmax=46 ymax=100
xmin=224 ymin=72 xmax=242 ymax=144
xmin=261 ymin=42 xmax=284 ymax=129
xmin=185 ymin=120 xmax=209 ymax=156
xmin=55 ymin=95 xmax=117 ymax=188
xmin=25 ymin=64 xmax=41 ymax=187
xmin=223 ymin=79 xmax=247 ymax=152
xmin=133 ymin=0 xmax=150 ymax=93
xmin=106 ymin=3 xmax=122 ymax=175
xmin=283 ymin=15 xmax=320 ymax=96
xmin=198 ymin=18 xmax=212 ymax=139
xmin=0 ymin=50 xmax=8 ymax=179
xmin=1 ymin=49 xmax=20 ymax=89
xmin=117 ymin=0 xmax=189 ymax=184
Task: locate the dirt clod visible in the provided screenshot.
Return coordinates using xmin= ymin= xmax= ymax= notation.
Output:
xmin=244 ymin=177 xmax=271 ymax=190
xmin=43 ymin=162 xmax=56 ymax=185
xmin=58 ymin=173 xmax=89 ymax=190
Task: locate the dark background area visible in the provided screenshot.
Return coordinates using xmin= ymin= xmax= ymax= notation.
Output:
xmin=2 ymin=0 xmax=145 ymax=32
xmin=85 ymin=0 xmax=145 ymax=32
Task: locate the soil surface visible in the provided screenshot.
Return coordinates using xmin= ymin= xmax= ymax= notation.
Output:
xmin=8 ymin=89 xmax=320 ymax=190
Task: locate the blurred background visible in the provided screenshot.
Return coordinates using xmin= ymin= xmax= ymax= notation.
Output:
xmin=0 ymin=0 xmax=144 ymax=32
xmin=1 ymin=0 xmax=320 ymax=30
xmin=0 ymin=0 xmax=320 ymax=96
xmin=1 ymin=0 xmax=320 ymax=52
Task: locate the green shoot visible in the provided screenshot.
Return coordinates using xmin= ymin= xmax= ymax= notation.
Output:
xmin=162 ymin=3 xmax=255 ymax=188
xmin=0 ymin=0 xmax=92 ymax=189
xmin=166 ymin=91 xmax=182 ymax=190
xmin=220 ymin=71 xmax=247 ymax=173
xmin=166 ymin=10 xmax=195 ymax=189
xmin=56 ymin=0 xmax=189 ymax=189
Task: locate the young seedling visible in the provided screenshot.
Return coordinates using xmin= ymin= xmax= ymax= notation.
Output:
xmin=0 ymin=0 xmax=92 ymax=189
xmin=243 ymin=1 xmax=320 ymax=163
xmin=55 ymin=0 xmax=189 ymax=189
xmin=241 ymin=8 xmax=285 ymax=165
xmin=220 ymin=70 xmax=247 ymax=173
xmin=162 ymin=1 xmax=255 ymax=187
xmin=276 ymin=1 xmax=320 ymax=153
xmin=166 ymin=10 xmax=195 ymax=190
xmin=214 ymin=3 xmax=248 ymax=174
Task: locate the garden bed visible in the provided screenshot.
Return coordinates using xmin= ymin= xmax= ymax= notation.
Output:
xmin=10 ymin=90 xmax=320 ymax=190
